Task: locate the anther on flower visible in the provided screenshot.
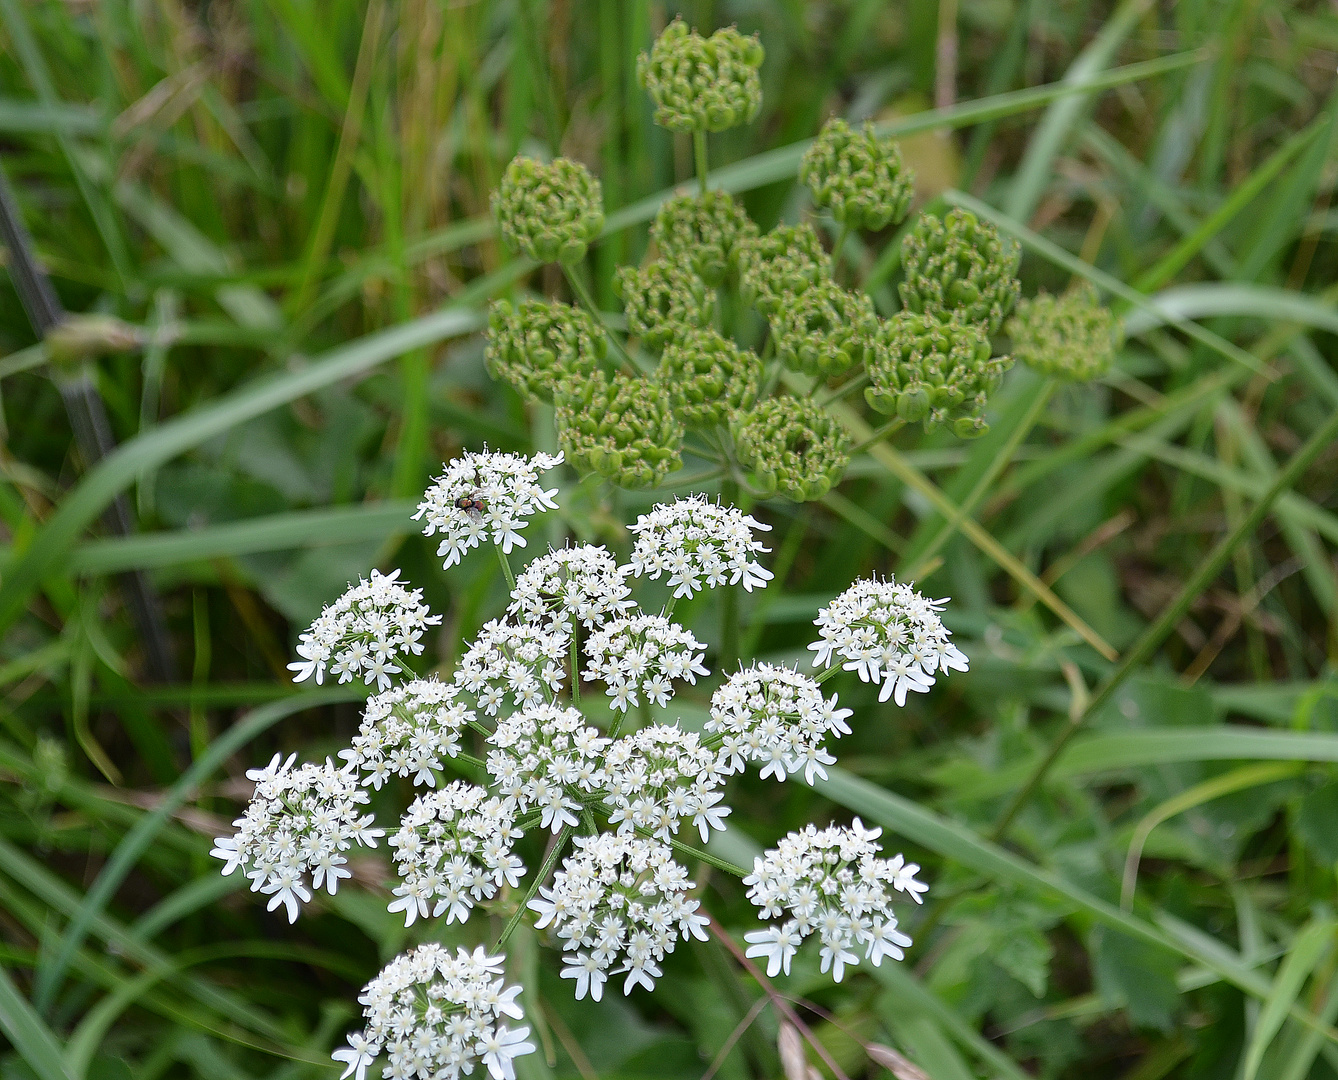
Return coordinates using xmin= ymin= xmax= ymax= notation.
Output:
xmin=582 ymin=613 xmax=709 ymax=712
xmin=211 ymin=754 xmax=382 ymax=924
xmin=555 ymin=370 xmax=685 ymax=489
xmin=636 ymin=18 xmax=764 ymax=134
xmin=387 ymin=781 xmax=525 ymax=927
xmin=287 ymin=569 xmax=441 ymax=689
xmin=331 ymin=943 xmax=533 ymax=1080
xmin=738 ymin=222 xmax=832 ymax=317
xmin=707 ymin=664 xmax=852 ymax=783
xmin=491 ymin=156 xmax=604 ymax=265
xmin=485 ymin=298 xmax=605 ymax=403
xmin=657 ymin=327 xmax=762 ymax=429
xmin=732 ymin=397 xmax=851 ymax=502
xmin=530 ymin=833 xmax=710 ymax=1000
xmin=486 ymin=703 xmax=610 ymax=832
xmin=340 ymin=678 xmax=475 ymax=790
xmin=1006 ymin=281 xmax=1122 ymax=381
xmin=507 ymin=544 xmax=635 ymax=632
xmin=454 ymin=618 xmax=571 ymax=716
xmin=604 ymin=723 xmax=731 ymax=842
xmin=743 ymin=820 xmax=926 ymax=982
xmin=865 ymin=312 xmax=1012 ymax=439
xmin=415 ymin=448 xmax=563 ymax=568
xmin=771 ymin=279 xmax=878 ymax=378
xmin=614 ymin=260 xmax=712 ymax=349
xmin=650 ymin=191 xmax=759 ymax=286
xmin=627 ymin=494 xmax=772 ymax=597
xmin=808 ymin=575 xmax=969 ymax=705
xmin=800 ymin=118 xmax=915 ymax=232
xmin=899 ymin=207 xmax=1022 ymax=335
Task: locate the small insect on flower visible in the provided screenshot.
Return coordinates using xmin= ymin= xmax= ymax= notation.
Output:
xmin=454 ymin=494 xmax=488 ymax=515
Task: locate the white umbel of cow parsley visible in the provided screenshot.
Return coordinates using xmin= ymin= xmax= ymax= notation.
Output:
xmin=339 ymin=678 xmax=476 ymax=789
xmin=453 ymin=617 xmax=570 ymax=716
xmin=507 ymin=542 xmax=636 ymax=631
xmin=603 ymin=723 xmax=731 ymax=842
xmin=486 ymin=703 xmax=610 ymax=832
xmin=416 ymin=448 xmax=563 ymax=567
xmin=627 ymin=495 xmax=774 ymax=596
xmin=331 ymin=943 xmax=533 ymax=1080
xmin=210 ymin=754 xmax=382 ymax=923
xmin=707 ymin=663 xmax=853 ymax=783
xmin=529 ymin=833 xmax=710 ymax=1000
xmin=583 ymin=613 xmax=709 ymax=711
xmin=808 ymin=576 xmax=969 ymax=705
xmin=287 ymin=569 xmax=441 ymax=689
xmin=743 ymin=819 xmax=926 ymax=981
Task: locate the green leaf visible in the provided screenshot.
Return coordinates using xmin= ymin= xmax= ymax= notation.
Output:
xmin=0 ymin=965 xmax=75 ymax=1080
xmin=1094 ymin=928 xmax=1182 ymax=1032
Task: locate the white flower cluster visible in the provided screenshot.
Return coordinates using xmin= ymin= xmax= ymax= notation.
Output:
xmin=288 ymin=569 xmax=441 ymax=690
xmin=416 ymin=448 xmax=562 ymax=567
xmin=743 ymin=820 xmax=927 ymax=982
xmin=332 ymin=944 xmax=534 ymax=1080
xmin=530 ymin=833 xmax=710 ymax=1001
xmin=604 ymin=724 xmax=730 ymax=842
xmin=454 ymin=618 xmax=569 ymax=716
xmin=583 ymin=613 xmax=709 ymax=711
xmin=487 ymin=704 xmax=610 ymax=832
xmin=211 ymin=754 xmax=382 ymax=923
xmin=627 ymin=495 xmax=774 ymax=597
xmin=340 ymin=678 xmax=476 ymax=789
xmin=809 ymin=576 xmax=969 ymax=705
xmin=507 ymin=544 xmax=635 ymax=630
xmin=388 ymin=781 xmax=525 ymax=927
xmin=707 ymin=664 xmax=852 ymax=783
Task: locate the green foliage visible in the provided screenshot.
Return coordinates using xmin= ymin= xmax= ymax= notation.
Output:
xmin=636 ymin=18 xmax=763 ymax=133
xmin=657 ymin=327 xmax=761 ymax=429
xmin=772 ymin=280 xmax=878 ymax=378
xmin=738 ymin=222 xmax=832 ymax=317
xmin=801 ymin=118 xmax=915 ymax=232
xmin=555 ymin=370 xmax=684 ymax=488
xmin=613 ymin=260 xmax=712 ymax=349
xmin=492 ymin=157 xmax=605 ymax=265
xmin=1007 ymin=282 xmax=1123 ymax=381
xmin=900 ymin=208 xmax=1023 ymax=335
xmin=650 ymin=192 xmax=759 ymax=287
xmin=485 ymin=299 xmax=605 ymax=404
xmin=732 ymin=396 xmax=851 ymax=501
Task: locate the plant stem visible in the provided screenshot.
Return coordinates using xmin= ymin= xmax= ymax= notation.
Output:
xmin=569 ymin=633 xmax=580 ymax=706
xmin=818 ymin=372 xmax=870 ymax=408
xmin=832 ymin=221 xmax=852 ymax=274
xmin=495 ymin=544 xmax=516 ymax=591
xmin=693 ymin=129 xmax=709 ymax=194
xmin=849 ymin=416 xmax=906 ymax=456
xmin=660 ymin=834 xmax=749 ymax=877
xmin=560 ymin=260 xmax=637 ymax=373
xmin=494 ymin=823 xmax=573 ymax=950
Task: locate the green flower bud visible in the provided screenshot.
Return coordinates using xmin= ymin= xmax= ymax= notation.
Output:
xmin=732 ymin=397 xmax=851 ymax=502
xmin=556 ymin=371 xmax=685 ymax=489
xmin=614 ymin=261 xmax=713 ymax=349
xmin=1006 ymin=282 xmax=1122 ymax=381
xmin=491 ymin=156 xmax=604 ymax=265
xmin=899 ymin=208 xmax=1021 ymax=335
xmin=484 ymin=298 xmax=606 ymax=404
xmin=772 ymin=280 xmax=877 ymax=378
xmin=657 ymin=327 xmax=761 ymax=429
xmin=864 ymin=312 xmax=1011 ymax=438
xmin=650 ymin=191 xmax=759 ymax=287
xmin=636 ymin=18 xmax=764 ymax=134
xmin=738 ymin=222 xmax=832 ymax=317
xmin=800 ymin=118 xmax=914 ymax=232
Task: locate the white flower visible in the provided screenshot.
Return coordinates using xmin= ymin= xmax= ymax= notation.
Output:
xmin=583 ymin=613 xmax=709 ymax=712
xmin=480 ymin=1024 xmax=536 ymax=1080
xmin=560 ymin=952 xmax=608 ymax=1001
xmin=627 ymin=496 xmax=773 ymax=597
xmin=744 ymin=923 xmax=803 ymax=977
xmin=603 ymin=724 xmax=731 ymax=843
xmin=486 ymin=704 xmax=609 ymax=833
xmin=707 ymin=664 xmax=851 ymax=783
xmin=339 ymin=678 xmax=476 ymax=789
xmin=331 ymin=1031 xmax=376 ymax=1080
xmin=211 ymin=756 xmax=382 ymax=924
xmin=416 ymin=448 xmax=562 ymax=567
xmin=507 ymin=544 xmax=635 ymax=631
xmin=454 ymin=618 xmax=571 ymax=716
xmin=807 ymin=576 xmax=968 ymax=703
xmin=287 ymin=569 xmax=441 ymax=689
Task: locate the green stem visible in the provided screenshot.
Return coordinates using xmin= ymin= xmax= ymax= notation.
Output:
xmin=658 ymin=832 xmax=750 ymax=877
xmin=693 ymin=129 xmax=709 ymax=194
xmin=849 ymin=416 xmax=907 ymax=456
xmin=832 ymin=221 xmax=852 ymax=274
xmin=990 ymin=404 xmax=1338 ymax=841
xmin=569 ymin=633 xmax=580 ymax=706
xmin=495 ymin=544 xmax=516 ymax=591
xmin=560 ymin=260 xmax=637 ymax=373
xmin=494 ymin=823 xmax=574 ymax=951
xmin=818 ymin=372 xmax=870 ymax=408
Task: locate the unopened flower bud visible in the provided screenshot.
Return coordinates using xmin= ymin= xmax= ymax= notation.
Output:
xmin=865 ymin=312 xmax=1011 ymax=438
xmin=651 ymin=191 xmax=759 ymax=287
xmin=637 ymin=18 xmax=764 ymax=133
xmin=800 ymin=118 xmax=914 ymax=232
xmin=492 ymin=156 xmax=604 ymax=265
xmin=556 ymin=371 xmax=684 ymax=489
xmin=485 ymin=299 xmax=606 ymax=403
xmin=738 ymin=222 xmax=832 ymax=317
xmin=733 ymin=397 xmax=850 ymax=501
xmin=657 ymin=327 xmax=761 ymax=429
xmin=772 ymin=280 xmax=877 ymax=378
xmin=899 ymin=208 xmax=1021 ymax=335
xmin=614 ymin=260 xmax=712 ymax=349
xmin=1006 ymin=281 xmax=1122 ymax=381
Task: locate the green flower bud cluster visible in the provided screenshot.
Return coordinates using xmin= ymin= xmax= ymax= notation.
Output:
xmin=738 ymin=222 xmax=832 ymax=317
xmin=899 ymin=208 xmax=1021 ymax=335
xmin=865 ymin=313 xmax=1011 ymax=438
xmin=733 ymin=397 xmax=851 ymax=502
xmin=800 ymin=118 xmax=914 ymax=232
xmin=636 ymin=18 xmax=764 ymax=133
xmin=615 ymin=261 xmax=712 ymax=349
xmin=657 ymin=327 xmax=761 ymax=429
xmin=1006 ymin=282 xmax=1122 ymax=381
xmin=556 ymin=372 xmax=684 ymax=489
xmin=492 ymin=157 xmax=604 ymax=265
xmin=651 ymin=191 xmax=759 ymax=287
xmin=772 ymin=281 xmax=877 ymax=378
xmin=485 ymin=299 xmax=605 ymax=404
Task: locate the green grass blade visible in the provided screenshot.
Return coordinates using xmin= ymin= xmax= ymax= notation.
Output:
xmin=0 ymin=964 xmax=76 ymax=1080
xmin=1242 ymin=918 xmax=1335 ymax=1080
xmin=1123 ymin=283 xmax=1338 ymax=337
